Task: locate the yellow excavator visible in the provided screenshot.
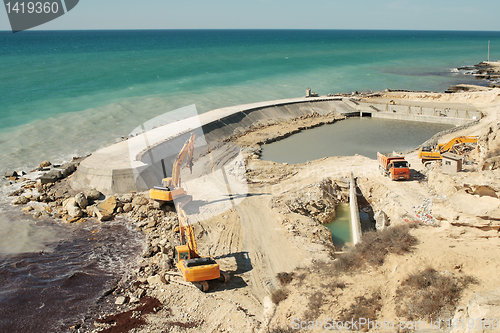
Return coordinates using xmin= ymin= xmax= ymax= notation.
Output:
xmin=418 ymin=136 xmax=478 ymax=164
xmin=149 ymin=133 xmax=195 ymax=205
xmin=173 ymin=203 xmax=230 ymax=292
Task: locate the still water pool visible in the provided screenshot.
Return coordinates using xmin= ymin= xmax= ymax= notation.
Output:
xmin=260 ymin=117 xmax=453 ymax=163
xmin=324 ymin=203 xmax=352 ymax=247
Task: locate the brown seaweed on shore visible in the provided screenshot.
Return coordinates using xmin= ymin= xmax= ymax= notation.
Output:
xmin=95 ymin=296 xmax=163 ymax=333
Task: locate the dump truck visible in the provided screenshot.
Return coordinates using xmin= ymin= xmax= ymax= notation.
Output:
xmin=377 ymin=152 xmax=410 ymax=181
xmin=149 ymin=133 xmax=195 ymax=205
xmin=173 ymin=203 xmax=230 ymax=292
xmin=418 ymin=136 xmax=478 ymax=164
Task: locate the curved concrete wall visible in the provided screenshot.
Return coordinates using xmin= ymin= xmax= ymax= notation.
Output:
xmin=70 ymin=97 xmax=343 ymax=195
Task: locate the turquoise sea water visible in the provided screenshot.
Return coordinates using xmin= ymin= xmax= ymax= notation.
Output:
xmin=1 ymin=30 xmax=500 ymax=172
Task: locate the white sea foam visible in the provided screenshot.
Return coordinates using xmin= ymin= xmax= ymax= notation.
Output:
xmin=0 ymin=217 xmax=61 ymax=254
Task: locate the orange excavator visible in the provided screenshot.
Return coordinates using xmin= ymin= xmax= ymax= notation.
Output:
xmin=418 ymin=136 xmax=478 ymax=164
xmin=149 ymin=133 xmax=195 ymax=205
xmin=173 ymin=203 xmax=230 ymax=292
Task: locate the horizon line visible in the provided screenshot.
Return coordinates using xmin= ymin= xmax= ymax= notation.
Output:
xmin=1 ymin=28 xmax=500 ymax=33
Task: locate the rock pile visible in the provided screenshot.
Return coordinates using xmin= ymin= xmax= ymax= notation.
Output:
xmin=269 ymin=178 xmax=349 ymax=252
xmin=278 ymin=178 xmax=347 ymax=224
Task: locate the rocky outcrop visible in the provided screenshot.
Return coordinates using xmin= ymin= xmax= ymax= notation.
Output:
xmin=279 ymin=178 xmax=345 ymax=224
xmin=451 ymin=288 xmax=500 ymax=333
xmin=39 ymin=162 xmax=78 ymax=184
xmin=475 ymin=123 xmax=500 ymax=169
xmin=481 ymin=156 xmax=500 ymax=171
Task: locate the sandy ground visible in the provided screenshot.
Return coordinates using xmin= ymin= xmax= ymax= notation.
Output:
xmin=81 ymin=88 xmax=500 ymax=332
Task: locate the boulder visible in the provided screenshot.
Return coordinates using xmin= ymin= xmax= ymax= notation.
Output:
xmin=63 ymin=197 xmax=83 ymax=218
xmin=88 ymin=196 xmax=117 ymax=221
xmin=84 ymin=189 xmax=101 ymax=201
xmin=52 ymin=163 xmax=76 ymax=178
xmin=21 ymin=206 xmax=34 ymax=213
xmin=88 ymin=206 xmax=112 ymax=222
xmin=134 ymin=288 xmax=146 ymax=299
xmin=480 ymin=155 xmax=500 ymax=171
xmin=38 ymin=160 xmax=51 ymax=168
xmin=4 ymin=171 xmax=18 ymax=178
xmin=8 ymin=189 xmax=25 ymax=197
xmin=129 ymin=296 xmax=140 ymax=304
xmin=40 ymin=170 xmax=62 ymax=184
xmin=12 ymin=196 xmax=30 ymax=205
xmin=132 ymin=196 xmax=149 ymax=207
xmin=147 ymin=274 xmax=165 ymax=286
xmin=74 ymin=192 xmax=88 ymax=209
xmin=122 ymin=203 xmax=133 ymax=213
xmin=117 ymin=194 xmax=133 ymax=203
xmin=153 ymin=200 xmax=165 ymax=209
xmin=98 ymin=195 xmax=117 ymax=213
xmin=115 ymin=296 xmax=127 ymax=305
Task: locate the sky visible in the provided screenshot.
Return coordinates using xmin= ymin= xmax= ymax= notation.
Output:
xmin=1 ymin=0 xmax=500 ymax=31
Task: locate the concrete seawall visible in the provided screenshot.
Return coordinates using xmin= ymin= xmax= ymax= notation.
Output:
xmin=370 ymin=112 xmax=474 ymax=125
xmin=349 ymin=172 xmax=362 ymax=245
xmin=71 ymin=96 xmax=345 ymax=195
xmin=70 ymin=95 xmax=480 ymax=195
xmin=348 ymin=99 xmax=481 ymax=126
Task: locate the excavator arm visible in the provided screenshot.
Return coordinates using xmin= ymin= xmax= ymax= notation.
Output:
xmin=438 ymin=136 xmax=478 ymax=153
xmin=169 ymin=133 xmax=195 ymax=188
xmin=176 ymin=203 xmax=198 ymax=258
xmin=419 ymin=136 xmax=478 ymax=163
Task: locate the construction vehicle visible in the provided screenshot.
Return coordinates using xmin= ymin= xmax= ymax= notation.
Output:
xmin=173 ymin=203 xmax=230 ymax=292
xmin=418 ymin=136 xmax=478 ymax=164
xmin=377 ymin=152 xmax=410 ymax=181
xmin=149 ymin=133 xmax=195 ymax=205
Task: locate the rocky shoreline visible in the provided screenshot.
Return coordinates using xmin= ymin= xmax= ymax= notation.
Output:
xmin=457 ymin=61 xmax=500 ymax=88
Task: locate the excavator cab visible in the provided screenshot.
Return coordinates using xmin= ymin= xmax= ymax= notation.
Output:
xmin=160 ymin=178 xmax=171 ymax=191
xmin=150 ymin=133 xmax=195 ymax=204
xmin=174 ymin=243 xmax=221 ymax=283
xmin=174 ymin=245 xmax=191 ymax=263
